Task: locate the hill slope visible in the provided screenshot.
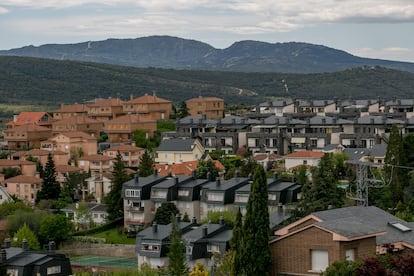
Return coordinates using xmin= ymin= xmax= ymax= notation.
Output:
xmin=1 ymin=56 xmax=414 ymax=106
xmin=1 ymin=36 xmax=414 ymax=73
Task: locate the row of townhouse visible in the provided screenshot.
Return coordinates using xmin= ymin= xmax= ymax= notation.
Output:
xmin=165 ymin=112 xmax=411 ymax=155
xmin=122 ymin=170 xmax=300 ymax=231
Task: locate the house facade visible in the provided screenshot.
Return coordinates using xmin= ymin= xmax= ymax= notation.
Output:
xmin=155 ymin=138 xmax=205 ymax=164
xmin=185 ymin=96 xmax=225 ymax=119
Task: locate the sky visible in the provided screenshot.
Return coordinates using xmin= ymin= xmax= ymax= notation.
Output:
xmin=1 ymin=1 xmax=414 ymax=62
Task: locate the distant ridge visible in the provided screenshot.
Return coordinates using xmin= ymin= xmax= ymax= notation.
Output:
xmin=1 ymin=36 xmax=414 ymax=73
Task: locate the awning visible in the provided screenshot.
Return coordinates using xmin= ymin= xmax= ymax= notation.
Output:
xmin=291 ymin=137 xmax=306 ymax=143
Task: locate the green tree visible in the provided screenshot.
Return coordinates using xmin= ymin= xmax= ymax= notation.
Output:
xmin=12 ymin=223 xmax=40 ymax=250
xmin=105 ymin=151 xmax=130 ymax=221
xmin=38 ymin=214 xmax=73 ymax=244
xmin=176 ymin=101 xmax=190 ymax=119
xmin=6 ymin=208 xmax=46 ymax=236
xmin=323 ymin=259 xmax=361 ymax=276
xmin=201 ymin=209 xmax=237 ymax=227
xmin=165 ymin=216 xmax=189 ymax=276
xmin=75 ymin=201 xmax=94 ymax=230
xmin=385 ymin=124 xmax=403 ymax=207
xmin=138 ymin=150 xmax=154 ymax=177
xmin=196 ymin=159 xmax=220 ymax=179
xmin=230 ymin=208 xmax=243 ymax=276
xmin=0 ymin=200 xmax=30 ymax=219
xmin=133 ymin=129 xmax=153 ymax=149
xmin=1 ymin=167 xmax=21 ymax=179
xmin=241 ymin=165 xmax=271 ymax=275
xmin=239 ymin=157 xmax=259 ymax=177
xmin=36 ymin=153 xmax=61 ymax=202
xmin=154 ymin=202 xmax=179 ymax=225
xmin=295 ymin=165 xmax=308 ymax=185
xmin=297 ymin=153 xmax=345 ymax=217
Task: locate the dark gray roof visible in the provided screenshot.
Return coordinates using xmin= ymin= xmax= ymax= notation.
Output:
xmin=182 ymin=224 xmax=224 ymax=243
xmin=259 ymin=99 xmax=294 ymax=107
xmin=202 ymin=177 xmax=250 ymax=191
xmin=178 ymin=178 xmax=210 ymax=188
xmin=152 ymin=175 xmax=192 ymax=189
xmin=123 ymin=174 xmax=167 ymax=188
xmin=8 ymin=252 xmax=46 ymax=266
xmin=157 ymin=138 xmax=197 ymax=152
xmin=235 ymin=179 xmax=294 ymax=193
xmin=178 ymin=116 xmax=217 ymax=126
xmin=137 ymin=222 xmax=193 ymax=241
xmin=206 ymin=229 xmax=233 ymax=242
xmin=270 ymin=211 xmax=292 ymax=229
xmin=385 ymin=99 xmax=414 ymax=106
xmin=357 ymin=115 xmax=385 ymax=124
xmin=323 ymin=144 xmax=342 ymax=151
xmin=369 ymin=144 xmax=387 ymax=158
xmin=343 ymin=148 xmax=370 ymax=160
xmin=313 ymin=206 xmax=414 ymax=245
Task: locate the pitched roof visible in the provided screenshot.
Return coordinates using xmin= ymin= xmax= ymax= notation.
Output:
xmin=53 ymin=131 xmax=96 ymax=140
xmin=53 ymin=116 xmax=101 ymax=124
xmin=3 ymin=124 xmax=51 ymax=133
xmin=56 ymin=165 xmax=83 ymax=173
xmin=104 ymin=144 xmax=144 ymax=152
xmin=5 ymin=175 xmax=43 ymax=184
xmin=6 ymin=112 xmax=51 ymax=127
xmin=154 ymin=160 xmax=224 ymax=176
xmin=106 ymin=114 xmax=156 ymax=124
xmin=79 ymin=154 xmax=114 ymax=162
xmin=87 ymin=97 xmax=124 ymax=107
xmin=54 ymin=103 xmax=87 ymax=113
xmin=284 ymin=151 xmax=324 ymax=159
xmin=0 ymin=159 xmax=35 ymax=166
xmin=127 ymin=94 xmax=172 ymax=104
xmin=156 ymin=138 xmax=198 ymax=152
xmin=186 ymin=96 xmax=224 ymax=103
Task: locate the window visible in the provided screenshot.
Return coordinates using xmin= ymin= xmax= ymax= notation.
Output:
xmin=311 ymin=250 xmax=329 ymax=272
xmin=235 ymin=194 xmax=249 ymax=203
xmin=207 ymin=243 xmax=220 ymax=253
xmin=47 ymin=265 xmax=61 ymax=275
xmin=178 ymin=190 xmax=189 ymax=197
xmin=207 ymin=192 xmax=224 ymax=201
xmin=7 ymin=269 xmax=18 ymax=276
xmin=345 ymin=249 xmax=355 ymax=261
xmin=125 ymin=189 xmax=141 ymax=198
xmin=151 ymin=190 xmax=167 ymax=199
xmin=141 ymin=243 xmax=160 ymax=252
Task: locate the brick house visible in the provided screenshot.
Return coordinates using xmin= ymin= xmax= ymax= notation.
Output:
xmin=270 ymin=206 xmax=414 ymax=275
xmin=78 ymin=154 xmax=114 ymax=176
xmin=103 ymin=144 xmax=145 ymax=167
xmin=0 ymin=159 xmax=37 ymax=177
xmin=4 ymin=175 xmax=43 ymax=204
xmin=41 ymin=131 xmax=98 ymax=157
xmin=86 ymin=97 xmax=124 ymax=121
xmin=104 ymin=114 xmax=157 ymax=143
xmin=52 ymin=103 xmax=88 ymax=120
xmin=6 ymin=112 xmax=53 ymax=129
xmin=3 ymin=124 xmax=53 ymax=150
xmin=185 ymin=96 xmax=225 ymax=119
xmin=52 ymin=116 xmax=103 ymax=137
xmin=10 ymin=149 xmax=69 ymax=167
xmin=123 ymin=94 xmax=173 ymax=121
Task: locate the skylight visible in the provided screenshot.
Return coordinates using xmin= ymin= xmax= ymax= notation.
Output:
xmin=389 ymin=222 xmax=411 ymax=232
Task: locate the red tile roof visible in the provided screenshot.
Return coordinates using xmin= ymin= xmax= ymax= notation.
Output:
xmin=284 ymin=151 xmax=325 ymax=158
xmin=53 ymin=116 xmax=101 ymax=125
xmin=186 ymin=96 xmax=224 ymax=103
xmin=127 ymin=94 xmax=172 ymax=104
xmin=4 ymin=124 xmax=51 ymax=133
xmin=53 ymin=131 xmax=96 ymax=140
xmin=5 ymin=175 xmax=43 ymax=184
xmin=0 ymin=160 xmax=35 ymax=166
xmin=154 ymin=160 xmax=224 ymax=176
xmin=53 ymin=103 xmax=87 ymax=113
xmin=87 ymin=98 xmax=124 ymax=107
xmin=6 ymin=112 xmax=51 ymax=127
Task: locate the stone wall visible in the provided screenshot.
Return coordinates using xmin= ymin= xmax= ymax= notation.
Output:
xmin=58 ymin=242 xmax=136 ymax=258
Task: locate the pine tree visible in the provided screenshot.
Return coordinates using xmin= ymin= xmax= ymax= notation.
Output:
xmin=36 ymin=153 xmax=60 ymax=202
xmin=196 ymin=159 xmax=219 ymax=179
xmin=385 ymin=124 xmax=403 ymax=207
xmin=138 ymin=150 xmax=154 ymax=177
xmin=230 ymin=208 xmax=243 ymax=276
xmin=105 ymin=151 xmax=129 ymax=221
xmin=241 ymin=165 xmax=271 ymax=275
xmin=166 ymin=216 xmax=189 ymax=276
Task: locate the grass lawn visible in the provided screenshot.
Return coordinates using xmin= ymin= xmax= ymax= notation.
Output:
xmin=91 ymin=228 xmax=136 ymax=244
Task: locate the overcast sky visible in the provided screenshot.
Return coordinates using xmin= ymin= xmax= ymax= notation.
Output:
xmin=1 ymin=0 xmax=414 ymax=62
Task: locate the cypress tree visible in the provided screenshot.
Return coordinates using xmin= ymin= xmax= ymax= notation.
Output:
xmin=166 ymin=216 xmax=188 ymax=276
xmin=105 ymin=151 xmax=129 ymax=221
xmin=230 ymin=207 xmax=243 ymax=276
xmin=37 ymin=153 xmax=60 ymax=202
xmin=241 ymin=165 xmax=271 ymax=275
xmin=385 ymin=124 xmax=403 ymax=207
xmin=138 ymin=150 xmax=154 ymax=177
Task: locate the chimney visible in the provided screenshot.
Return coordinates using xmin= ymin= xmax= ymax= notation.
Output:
xmin=216 ymin=179 xmax=221 ymax=187
xmin=152 ymin=222 xmax=158 ymax=233
xmin=174 ymin=176 xmax=179 ymax=185
xmin=22 ymin=239 xmax=28 ymax=250
xmin=48 ymin=241 xmax=56 ymax=252
xmin=235 ymin=170 xmax=240 ymax=178
xmin=4 ymin=239 xmax=10 ymax=248
xmin=202 ymin=226 xmax=208 ymax=237
xmin=273 ymin=173 xmax=278 ymax=181
xmin=191 ymin=217 xmax=197 ymax=224
xmin=219 ymin=216 xmax=224 ymax=225
xmin=130 ymin=94 xmax=133 ymax=101
xmin=191 ymin=169 xmax=197 ymax=179
xmin=134 ymin=175 xmax=139 ymax=184
xmin=61 ymin=103 xmax=64 ymax=109
xmin=207 ymin=172 xmax=212 ymax=181
xmin=176 ymin=214 xmax=181 ymax=223
xmin=153 ymin=168 xmax=158 ymax=176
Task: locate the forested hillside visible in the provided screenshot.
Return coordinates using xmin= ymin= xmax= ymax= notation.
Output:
xmin=1 ymin=56 xmax=414 ymax=106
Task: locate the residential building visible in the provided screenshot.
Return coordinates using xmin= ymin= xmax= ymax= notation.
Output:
xmin=104 ymin=114 xmax=157 ymax=143
xmin=283 ymin=151 xmax=325 ymax=170
xmin=256 ymin=99 xmax=295 ymax=116
xmin=55 ymin=165 xmax=83 ymax=184
xmin=41 ymin=131 xmax=97 ymax=157
xmin=270 ymin=206 xmax=414 ymax=275
xmin=123 ymin=94 xmax=173 ymax=121
xmin=10 ymin=149 xmax=69 ymax=167
xmin=86 ymin=97 xmax=124 ymax=121
xmin=53 ymin=103 xmax=88 ymax=120
xmin=62 ymin=202 xmax=108 ymax=226
xmin=185 ymin=96 xmax=225 ymax=119
xmin=0 ymin=186 xmax=12 ymax=204
xmin=3 ymin=241 xmax=72 ymax=276
xmin=6 ymin=112 xmax=53 ymax=129
xmin=3 ymin=124 xmax=52 ymax=150
xmin=296 ymin=100 xmax=336 ymax=115
xmin=78 ymin=154 xmax=114 ymax=176
xmin=85 ymin=173 xmax=113 ymax=203
xmin=155 ymin=138 xmax=205 ymax=164
xmin=52 ymin=116 xmax=103 ymax=136
xmin=4 ymin=175 xmax=43 ymax=204
xmin=103 ymin=144 xmax=145 ymax=167
xmin=122 ymin=171 xmax=168 ymax=229
xmin=0 ymin=159 xmax=37 ymax=177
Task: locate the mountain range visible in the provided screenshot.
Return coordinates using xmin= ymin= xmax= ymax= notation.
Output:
xmin=1 ymin=36 xmax=414 ymax=74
